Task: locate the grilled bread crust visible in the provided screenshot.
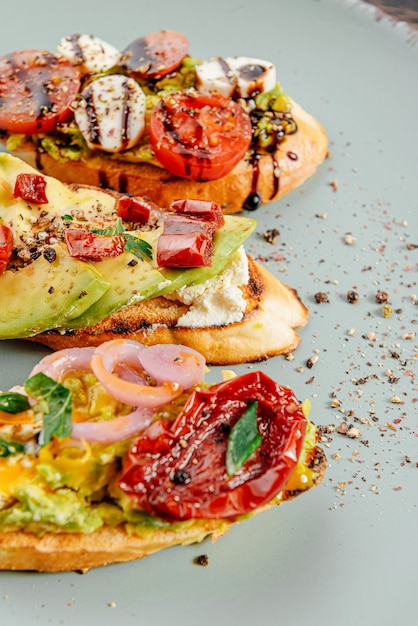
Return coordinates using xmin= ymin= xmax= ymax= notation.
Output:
xmin=8 ymin=102 xmax=328 ymax=214
xmin=0 ymin=446 xmax=326 ymax=572
xmin=28 ymin=257 xmax=309 ymax=365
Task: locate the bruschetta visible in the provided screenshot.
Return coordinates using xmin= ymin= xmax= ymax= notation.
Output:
xmin=0 ymin=32 xmax=328 ymax=213
xmin=0 ymin=153 xmax=308 ymax=365
xmin=0 ymin=340 xmax=326 ymax=571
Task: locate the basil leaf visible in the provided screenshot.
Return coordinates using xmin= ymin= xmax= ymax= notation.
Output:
xmin=0 ymin=439 xmax=25 ymax=457
xmin=226 ymin=401 xmax=262 ymax=477
xmin=0 ymin=392 xmax=31 ymax=414
xmin=24 ymin=372 xmax=72 ymax=446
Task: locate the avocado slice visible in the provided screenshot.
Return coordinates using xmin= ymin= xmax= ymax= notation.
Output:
xmin=66 ymin=215 xmax=256 ymax=329
xmin=0 ymin=245 xmax=110 ymax=339
xmin=67 ymin=250 xmax=171 ymax=329
xmin=0 ymin=153 xmax=257 ymax=335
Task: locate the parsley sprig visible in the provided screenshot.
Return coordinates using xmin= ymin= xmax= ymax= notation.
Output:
xmin=92 ymin=218 xmax=153 ymax=261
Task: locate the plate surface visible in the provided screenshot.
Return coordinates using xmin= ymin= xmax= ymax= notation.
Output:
xmin=1 ymin=1 xmax=417 ymax=625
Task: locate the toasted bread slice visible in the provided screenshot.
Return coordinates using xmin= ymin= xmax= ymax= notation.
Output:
xmin=28 ymin=257 xmax=309 ymax=365
xmin=7 ymin=102 xmax=328 ymax=214
xmin=0 ymin=445 xmax=326 ymax=572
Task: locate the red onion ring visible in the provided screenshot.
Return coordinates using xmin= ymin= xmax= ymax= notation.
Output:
xmin=137 ymin=344 xmax=206 ymax=389
xmin=71 ymin=406 xmax=154 ymax=443
xmin=27 ymin=339 xmax=207 ymax=443
xmin=90 ymin=339 xmax=183 ymax=408
xmin=29 ymin=347 xmax=95 ymax=381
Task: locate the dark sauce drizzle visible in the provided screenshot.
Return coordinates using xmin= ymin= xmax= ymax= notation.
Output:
xmin=83 ymin=89 xmax=101 ymax=146
xmin=244 ymin=107 xmax=297 ymax=211
xmin=3 ymin=52 xmax=61 ymax=131
xmin=66 ymin=35 xmax=85 ymax=66
xmin=159 ymin=97 xmax=211 ymax=181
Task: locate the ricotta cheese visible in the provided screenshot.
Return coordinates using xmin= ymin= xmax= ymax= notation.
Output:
xmin=171 ymin=247 xmax=249 ymax=328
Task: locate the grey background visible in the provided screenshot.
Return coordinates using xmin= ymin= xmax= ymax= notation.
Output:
xmin=0 ymin=1 xmax=417 ymax=625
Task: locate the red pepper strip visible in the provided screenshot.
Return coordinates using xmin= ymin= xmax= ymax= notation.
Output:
xmin=116 ymin=195 xmax=152 ymax=224
xmin=156 ymin=231 xmax=213 ymax=268
xmin=64 ymin=229 xmax=125 ymax=262
xmin=0 ymin=224 xmax=13 ymax=275
xmin=163 ymin=214 xmax=215 ymax=236
xmin=13 ymin=173 xmax=48 ymax=204
xmin=170 ymin=199 xmax=225 ymax=229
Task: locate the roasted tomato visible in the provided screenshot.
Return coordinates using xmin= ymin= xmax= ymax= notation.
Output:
xmin=0 ymin=224 xmax=13 ymax=276
xmin=119 ymin=371 xmax=307 ymax=520
xmin=0 ymin=49 xmax=80 ymax=134
xmin=149 ymin=90 xmax=252 ymax=181
xmin=13 ymin=173 xmax=48 ymax=204
xmin=121 ymin=30 xmax=189 ymax=79
xmin=64 ymin=229 xmax=125 ymax=262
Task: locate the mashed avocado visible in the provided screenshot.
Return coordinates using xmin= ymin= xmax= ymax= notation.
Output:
xmin=0 ymin=411 xmax=319 ymax=535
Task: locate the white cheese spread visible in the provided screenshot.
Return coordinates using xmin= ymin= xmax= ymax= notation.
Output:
xmin=170 ymin=247 xmax=249 ymax=328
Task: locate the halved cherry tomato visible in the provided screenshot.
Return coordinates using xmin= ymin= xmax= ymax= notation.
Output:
xmin=0 ymin=224 xmax=13 ymax=276
xmin=149 ymin=90 xmax=252 ymax=181
xmin=121 ymin=30 xmax=189 ymax=79
xmin=64 ymin=229 xmax=125 ymax=262
xmin=13 ymin=173 xmax=48 ymax=204
xmin=0 ymin=49 xmax=80 ymax=134
xmin=119 ymin=371 xmax=307 ymax=520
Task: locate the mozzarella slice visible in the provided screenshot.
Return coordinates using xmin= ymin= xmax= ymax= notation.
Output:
xmin=58 ymin=34 xmax=121 ymax=74
xmin=196 ymin=56 xmax=276 ymax=98
xmin=74 ymin=74 xmax=146 ymax=153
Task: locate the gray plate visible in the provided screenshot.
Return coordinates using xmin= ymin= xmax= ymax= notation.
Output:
xmin=1 ymin=1 xmax=417 ymax=625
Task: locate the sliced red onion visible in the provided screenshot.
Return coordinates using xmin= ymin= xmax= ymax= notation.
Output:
xmin=90 ymin=339 xmax=183 ymax=408
xmin=71 ymin=406 xmax=154 ymax=443
xmin=29 ymin=347 xmax=96 ymax=381
xmin=137 ymin=344 xmax=206 ymax=389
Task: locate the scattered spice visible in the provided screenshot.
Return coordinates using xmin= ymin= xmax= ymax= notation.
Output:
xmin=306 ymin=355 xmax=318 ymax=369
xmin=347 ymin=290 xmax=360 ymax=304
xmin=344 ymin=233 xmax=356 ymax=245
xmin=194 ymin=554 xmax=210 ymax=566
xmin=263 ymin=228 xmax=280 ymax=244
xmin=314 ymin=292 xmax=329 ymax=303
xmin=375 ymin=290 xmax=390 ymax=303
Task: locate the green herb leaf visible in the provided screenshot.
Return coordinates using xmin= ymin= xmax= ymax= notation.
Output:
xmin=226 ymin=401 xmax=262 ymax=477
xmin=63 ymin=214 xmax=74 ymax=221
xmin=91 ymin=219 xmax=153 ymax=261
xmin=24 ymin=373 xmax=72 ymax=446
xmin=0 ymin=392 xmax=31 ymax=414
xmin=0 ymin=439 xmax=25 ymax=457
xmin=123 ymin=234 xmax=153 ymax=261
xmin=92 ymin=217 xmax=125 ymax=236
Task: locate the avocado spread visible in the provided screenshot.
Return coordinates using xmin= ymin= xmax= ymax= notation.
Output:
xmin=0 ymin=371 xmax=319 ymax=536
